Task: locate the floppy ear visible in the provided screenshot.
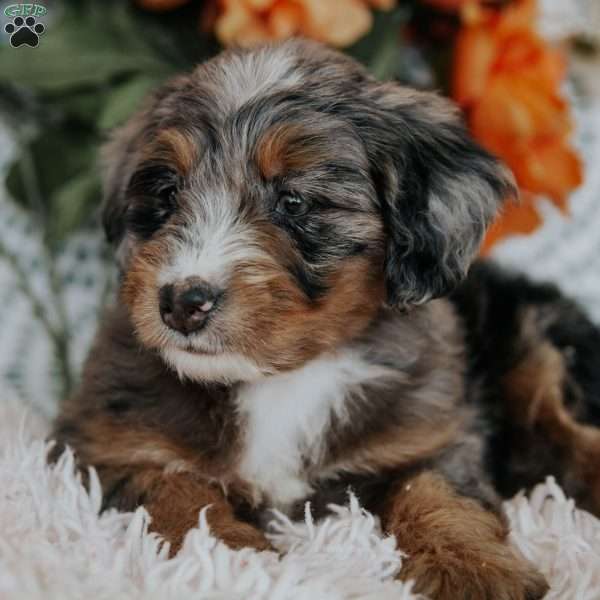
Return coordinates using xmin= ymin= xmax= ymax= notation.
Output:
xmin=100 ymin=117 xmax=143 ymax=250
xmin=359 ymin=84 xmax=516 ymax=308
xmin=100 ymin=99 xmax=160 ymax=267
xmin=100 ymin=75 xmax=191 ymax=266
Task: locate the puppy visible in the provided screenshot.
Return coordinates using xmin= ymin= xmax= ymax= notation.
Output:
xmin=52 ymin=39 xmax=600 ymax=599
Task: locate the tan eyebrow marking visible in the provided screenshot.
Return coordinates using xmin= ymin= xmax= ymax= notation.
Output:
xmin=256 ymin=123 xmax=332 ymax=179
xmin=144 ymin=128 xmax=199 ymax=175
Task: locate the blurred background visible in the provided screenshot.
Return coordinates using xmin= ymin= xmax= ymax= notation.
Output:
xmin=0 ymin=0 xmax=598 ymax=416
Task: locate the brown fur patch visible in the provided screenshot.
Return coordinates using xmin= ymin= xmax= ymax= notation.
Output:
xmin=504 ymin=331 xmax=600 ymax=513
xmin=53 ymin=407 xmax=268 ymax=554
xmin=61 ymin=403 xmax=248 ymax=486
xmin=89 ymin=464 xmax=270 ymax=555
xmin=143 ymin=128 xmax=198 ymax=175
xmin=70 ymin=415 xmax=199 ymax=471
xmin=225 ymin=248 xmax=385 ymax=371
xmin=121 ymin=236 xmax=174 ymax=349
xmin=141 ymin=471 xmax=271 ymax=555
xmin=255 ymin=122 xmax=332 ymax=179
xmin=325 ymin=418 xmax=464 ymax=476
xmin=379 ymin=471 xmax=548 ymax=599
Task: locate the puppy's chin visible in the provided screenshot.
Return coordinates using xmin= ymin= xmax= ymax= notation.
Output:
xmin=160 ymin=345 xmax=267 ymax=384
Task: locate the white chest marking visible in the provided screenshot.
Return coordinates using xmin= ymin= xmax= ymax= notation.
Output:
xmin=235 ymin=350 xmax=389 ymax=511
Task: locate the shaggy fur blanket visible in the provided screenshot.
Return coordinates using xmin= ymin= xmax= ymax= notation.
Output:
xmin=1 ymin=394 xmax=600 ymax=600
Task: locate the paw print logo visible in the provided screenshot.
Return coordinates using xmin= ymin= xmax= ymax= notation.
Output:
xmin=4 ymin=16 xmax=45 ymax=48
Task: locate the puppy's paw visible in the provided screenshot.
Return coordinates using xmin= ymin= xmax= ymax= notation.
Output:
xmin=381 ymin=472 xmax=548 ymax=600
xmin=401 ymin=551 xmax=548 ymax=600
xmin=216 ymin=522 xmax=273 ymax=552
xmin=155 ymin=517 xmax=273 ymax=557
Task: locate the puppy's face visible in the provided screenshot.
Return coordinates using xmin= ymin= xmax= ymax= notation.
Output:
xmin=103 ymin=40 xmax=514 ymax=383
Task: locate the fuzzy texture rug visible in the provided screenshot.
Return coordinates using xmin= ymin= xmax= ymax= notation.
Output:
xmin=1 ymin=394 xmax=600 ymax=600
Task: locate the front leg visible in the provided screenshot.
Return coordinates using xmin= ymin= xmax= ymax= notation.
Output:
xmin=99 ymin=466 xmax=271 ymax=555
xmin=379 ymin=471 xmax=548 ymax=600
xmin=50 ymin=417 xmax=270 ymax=556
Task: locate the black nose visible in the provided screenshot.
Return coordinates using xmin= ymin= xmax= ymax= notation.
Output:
xmin=159 ymin=279 xmax=221 ymax=335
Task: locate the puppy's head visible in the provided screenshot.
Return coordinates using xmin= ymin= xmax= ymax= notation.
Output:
xmin=102 ymin=40 xmax=514 ymax=383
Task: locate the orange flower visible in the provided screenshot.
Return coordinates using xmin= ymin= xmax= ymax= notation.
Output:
xmin=452 ymin=0 xmax=583 ymax=250
xmin=215 ymin=0 xmax=395 ymax=48
xmin=480 ymin=192 xmax=541 ymax=253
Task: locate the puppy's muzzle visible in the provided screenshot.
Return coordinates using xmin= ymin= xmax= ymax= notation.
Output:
xmin=159 ymin=278 xmax=222 ymax=335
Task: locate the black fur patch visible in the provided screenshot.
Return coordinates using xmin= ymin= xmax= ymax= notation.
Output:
xmin=125 ymin=165 xmax=179 ymax=239
xmin=451 ymin=261 xmax=600 ymax=498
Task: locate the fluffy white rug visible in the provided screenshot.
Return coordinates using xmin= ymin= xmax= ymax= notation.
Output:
xmin=1 ymin=393 xmax=600 ymax=600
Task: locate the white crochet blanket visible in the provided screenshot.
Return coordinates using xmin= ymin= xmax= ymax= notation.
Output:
xmin=1 ymin=393 xmax=600 ymax=600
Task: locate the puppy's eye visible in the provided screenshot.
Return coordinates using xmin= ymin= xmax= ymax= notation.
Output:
xmin=276 ymin=193 xmax=311 ymax=217
xmin=126 ymin=171 xmax=179 ymax=239
xmin=158 ymin=184 xmax=177 ymax=210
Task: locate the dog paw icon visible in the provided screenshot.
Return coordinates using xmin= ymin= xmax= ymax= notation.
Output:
xmin=5 ymin=16 xmax=45 ymax=48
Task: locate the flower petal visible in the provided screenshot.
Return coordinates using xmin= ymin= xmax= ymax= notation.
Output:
xmin=300 ymin=0 xmax=373 ymax=47
xmin=453 ymin=26 xmax=498 ymax=107
xmin=481 ymin=197 xmax=542 ymax=253
xmin=268 ymin=1 xmax=305 ymax=39
xmin=215 ymin=0 xmax=271 ymax=46
xmin=512 ymin=139 xmax=584 ymax=204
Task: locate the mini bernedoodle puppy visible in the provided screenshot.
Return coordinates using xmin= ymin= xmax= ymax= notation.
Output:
xmin=52 ymin=40 xmax=600 ymax=599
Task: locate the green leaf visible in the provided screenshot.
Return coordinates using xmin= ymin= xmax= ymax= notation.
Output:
xmin=98 ymin=75 xmax=160 ymax=130
xmin=6 ymin=120 xmax=98 ymax=220
xmin=51 ymin=88 xmax=110 ymax=123
xmin=347 ymin=7 xmax=413 ymax=81
xmin=48 ymin=170 xmax=101 ymax=242
xmin=0 ymin=2 xmax=173 ymax=92
xmin=0 ymin=0 xmax=218 ymax=247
